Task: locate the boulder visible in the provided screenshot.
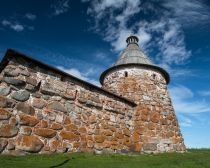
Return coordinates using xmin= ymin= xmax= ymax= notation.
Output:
xmin=3 ymin=77 xmax=25 ymax=86
xmin=34 ymin=128 xmax=56 ymax=138
xmin=0 ymin=96 xmax=15 ymax=108
xmin=16 ymin=102 xmax=35 ymax=115
xmin=0 ymin=87 xmax=10 ymax=96
xmin=94 ymin=135 xmax=105 ymax=143
xmin=9 ymin=117 xmax=17 ymax=126
xmin=0 ymin=139 xmax=8 ymax=152
xmin=25 ymin=84 xmax=35 ymax=91
xmin=19 ymin=114 xmax=39 ymax=126
xmin=130 ymin=143 xmax=142 ymax=152
xmin=0 ymin=108 xmax=11 ymax=120
xmin=65 ymin=124 xmax=78 ymax=131
xmin=19 ymin=126 xmax=32 ymax=135
xmin=39 ymin=120 xmax=48 ymax=128
xmin=16 ymin=135 xmax=44 ymax=152
xmin=11 ymin=90 xmax=30 ymax=102
xmin=4 ymin=69 xmax=20 ymax=77
xmin=48 ymin=101 xmax=67 ymax=113
xmin=62 ymin=92 xmax=75 ymax=100
xmin=123 ymin=129 xmax=130 ymax=137
xmin=49 ymin=140 xmax=62 ymax=152
xmin=78 ymin=127 xmax=87 ymax=134
xmin=55 ymin=113 xmax=64 ymax=123
xmin=101 ymin=130 xmax=112 ymax=136
xmin=143 ymin=143 xmax=157 ymax=151
xmin=65 ymin=101 xmax=75 ymax=112
xmin=89 ymin=115 xmax=97 ymax=124
xmin=25 ymin=77 xmax=37 ymax=86
xmin=59 ymin=131 xmax=80 ymax=141
xmin=40 ymin=82 xmax=59 ymax=96
xmin=50 ymin=122 xmax=63 ymax=130
xmin=132 ymin=132 xmax=140 ymax=143
xmin=151 ymin=112 xmax=159 ymax=123
xmin=0 ymin=124 xmax=19 ymax=138
xmin=7 ymin=139 xmax=15 ymax=150
xmin=32 ymin=98 xmax=46 ymax=109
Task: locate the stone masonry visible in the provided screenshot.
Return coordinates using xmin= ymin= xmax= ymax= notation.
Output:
xmin=0 ymin=35 xmax=185 ymax=155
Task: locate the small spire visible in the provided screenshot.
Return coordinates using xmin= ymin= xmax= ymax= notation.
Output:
xmin=126 ymin=34 xmax=139 ymax=46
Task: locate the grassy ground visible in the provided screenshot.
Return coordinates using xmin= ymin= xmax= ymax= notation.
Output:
xmin=0 ymin=149 xmax=210 ymax=168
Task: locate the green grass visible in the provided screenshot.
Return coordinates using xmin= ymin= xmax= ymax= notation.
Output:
xmin=0 ymin=149 xmax=210 ymax=168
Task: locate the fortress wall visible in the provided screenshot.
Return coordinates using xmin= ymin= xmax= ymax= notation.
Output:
xmin=103 ymin=66 xmax=186 ymax=152
xmin=0 ymin=53 xmax=135 ymax=155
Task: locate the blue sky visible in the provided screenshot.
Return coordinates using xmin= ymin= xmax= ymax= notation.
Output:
xmin=0 ymin=0 xmax=210 ymax=148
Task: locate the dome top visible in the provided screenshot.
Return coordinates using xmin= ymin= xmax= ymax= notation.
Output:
xmin=114 ymin=35 xmax=154 ymax=66
xmin=100 ymin=34 xmax=170 ymax=85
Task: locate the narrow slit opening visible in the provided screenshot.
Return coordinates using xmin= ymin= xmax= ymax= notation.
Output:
xmin=124 ymin=71 xmax=128 ymax=77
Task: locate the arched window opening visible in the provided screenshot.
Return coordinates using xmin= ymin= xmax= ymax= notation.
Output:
xmin=61 ymin=76 xmax=65 ymax=82
xmin=124 ymin=71 xmax=128 ymax=77
xmin=152 ymin=74 xmax=156 ymax=80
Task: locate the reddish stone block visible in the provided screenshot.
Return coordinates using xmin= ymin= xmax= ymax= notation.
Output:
xmin=65 ymin=124 xmax=78 ymax=131
xmin=16 ymin=135 xmax=44 ymax=152
xmin=79 ymin=127 xmax=87 ymax=134
xmin=123 ymin=129 xmax=130 ymax=137
xmin=50 ymin=140 xmax=62 ymax=151
xmin=147 ymin=123 xmax=155 ymax=130
xmin=115 ymin=132 xmax=124 ymax=139
xmin=50 ymin=122 xmax=63 ymax=130
xmin=0 ymin=124 xmax=18 ymax=138
xmin=19 ymin=114 xmax=39 ymax=126
xmin=16 ymin=102 xmax=35 ymax=115
xmin=94 ymin=135 xmax=106 ymax=143
xmin=32 ymin=98 xmax=46 ymax=109
xmin=89 ymin=115 xmax=97 ymax=124
xmin=132 ymin=132 xmax=140 ymax=143
xmin=59 ymin=131 xmax=80 ymax=141
xmin=80 ymin=148 xmax=94 ymax=153
xmin=64 ymin=116 xmax=71 ymax=125
xmin=9 ymin=117 xmax=17 ymax=126
xmin=40 ymin=120 xmax=48 ymax=128
xmin=20 ymin=126 xmax=32 ymax=135
xmin=0 ymin=108 xmax=11 ymax=120
xmin=102 ymin=130 xmax=113 ymax=136
xmin=131 ymin=142 xmax=142 ymax=152
xmin=34 ymin=128 xmax=56 ymax=138
xmin=151 ymin=112 xmax=159 ymax=123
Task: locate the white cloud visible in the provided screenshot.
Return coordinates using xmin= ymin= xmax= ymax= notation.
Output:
xmin=169 ymin=85 xmax=210 ymax=114
xmin=10 ymin=24 xmax=24 ymax=32
xmin=94 ymin=52 xmax=112 ymax=64
xmin=85 ymin=0 xmax=142 ymax=52
xmin=57 ymin=66 xmax=100 ymax=86
xmin=51 ymin=0 xmax=70 ymax=16
xmin=162 ymin=0 xmax=210 ymax=27
xmin=82 ymin=0 xmax=194 ymax=68
xmin=180 ymin=118 xmax=192 ymax=127
xmin=2 ymin=20 xmax=10 ymax=26
xmin=198 ymin=91 xmax=210 ymax=97
xmin=137 ymin=19 xmax=191 ymax=65
xmin=25 ymin=13 xmax=36 ymax=20
xmin=1 ymin=20 xmax=24 ymax=32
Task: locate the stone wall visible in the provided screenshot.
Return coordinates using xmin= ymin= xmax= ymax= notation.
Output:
xmin=102 ymin=66 xmax=186 ymax=152
xmin=0 ymin=51 xmax=135 ymax=155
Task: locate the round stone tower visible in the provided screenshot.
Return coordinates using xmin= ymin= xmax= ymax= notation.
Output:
xmin=100 ymin=35 xmax=186 ymax=153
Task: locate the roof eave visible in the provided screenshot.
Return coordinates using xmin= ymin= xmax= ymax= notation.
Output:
xmin=100 ymin=63 xmax=170 ymax=85
xmin=0 ymin=49 xmax=137 ymax=107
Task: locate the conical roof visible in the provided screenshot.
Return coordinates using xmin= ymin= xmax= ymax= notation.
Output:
xmin=114 ymin=35 xmax=154 ymax=66
xmin=100 ymin=35 xmax=170 ymax=85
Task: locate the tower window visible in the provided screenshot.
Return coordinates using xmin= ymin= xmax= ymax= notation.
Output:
xmin=124 ymin=71 xmax=128 ymax=77
xmin=61 ymin=76 xmax=65 ymax=82
xmin=152 ymin=74 xmax=156 ymax=80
